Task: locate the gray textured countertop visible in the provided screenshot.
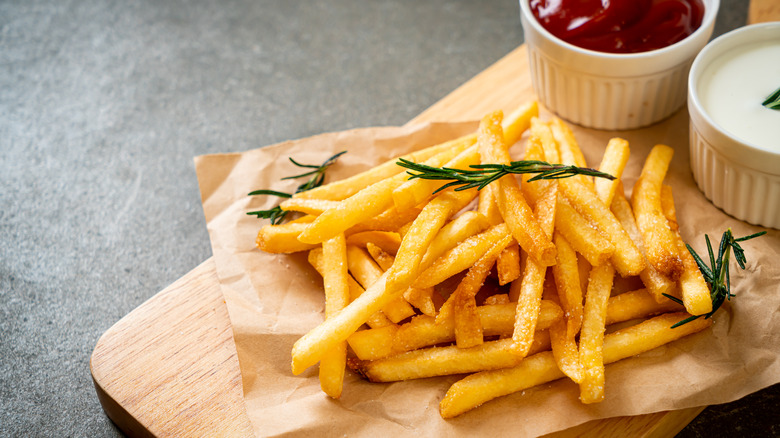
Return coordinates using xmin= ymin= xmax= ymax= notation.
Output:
xmin=1 ymin=0 xmax=777 ymax=436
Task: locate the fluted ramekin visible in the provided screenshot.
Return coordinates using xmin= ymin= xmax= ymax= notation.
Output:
xmin=688 ymin=22 xmax=780 ymax=229
xmin=519 ymin=0 xmax=719 ymax=130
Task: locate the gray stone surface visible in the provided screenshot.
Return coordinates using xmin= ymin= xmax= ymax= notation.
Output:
xmin=0 ymin=0 xmax=775 ymax=436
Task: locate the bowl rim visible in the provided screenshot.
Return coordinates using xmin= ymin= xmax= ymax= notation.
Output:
xmin=687 ymin=21 xmax=780 ymax=174
xmin=518 ymin=0 xmax=720 ymax=60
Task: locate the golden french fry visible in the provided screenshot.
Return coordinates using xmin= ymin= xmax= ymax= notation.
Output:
xmin=511 ymin=183 xmax=557 ymax=356
xmin=366 ymin=242 xmax=436 ymax=316
xmin=595 ymin=138 xmax=630 ymax=207
xmin=279 ymin=198 xmax=340 ymax=216
xmin=551 ymin=231 xmax=583 ymax=339
xmin=555 ymin=196 xmax=614 ymax=267
xmin=413 ymin=223 xmax=511 ymax=290
xmin=484 ymin=293 xmax=511 ymax=305
xmin=348 ymin=300 xmax=563 ymax=361
xmin=502 ymin=100 xmax=539 ymax=147
xmin=420 ymin=211 xmax=490 ymax=268
xmin=256 ymin=216 xmax=318 ymax=254
xmin=347 ymin=245 xmax=415 ymax=323
xmin=295 ymin=133 xmax=477 ymax=201
xmin=578 ymin=262 xmax=615 ymax=404
xmin=549 ymin=117 xmax=594 ymax=190
xmin=631 ymin=144 xmax=684 ymax=280
xmin=605 ymin=288 xmax=680 ymax=325
xmin=439 ymin=313 xmax=712 ymax=418
xmin=476 ymin=183 xmax=521 ymax=285
xmin=346 ymin=231 xmax=402 ymax=255
xmin=351 ymin=334 xmax=552 ymax=382
xmin=478 ymin=110 xmax=557 ymax=267
xmin=661 ymin=186 xmax=712 ymax=316
xmin=561 ymin=177 xmax=645 ymax=277
xmin=346 ymin=205 xmax=422 ymax=234
xmin=317 ymin=234 xmax=351 ymax=398
xmin=549 ymin=317 xmax=583 ymax=384
xmin=610 ymin=184 xmax=676 ymax=302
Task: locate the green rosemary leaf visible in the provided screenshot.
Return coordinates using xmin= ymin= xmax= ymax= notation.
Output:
xmin=762 ymin=86 xmax=780 ymax=110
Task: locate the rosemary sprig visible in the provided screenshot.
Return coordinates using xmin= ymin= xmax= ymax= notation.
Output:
xmin=397 ymin=158 xmax=615 ymax=193
xmin=247 ymin=151 xmax=346 ymax=224
xmin=762 ymin=86 xmax=780 ymax=110
xmin=663 ymin=229 xmax=766 ymax=328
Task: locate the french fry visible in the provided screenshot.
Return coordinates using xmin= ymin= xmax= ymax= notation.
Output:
xmin=560 ymin=177 xmax=645 ymax=277
xmin=298 ymin=140 xmax=475 ymax=244
xmin=594 ymin=138 xmax=630 ymax=207
xmin=478 ymin=110 xmax=557 ymax=267
xmin=413 ymin=223 xmax=511 ymax=290
xmin=502 ymin=100 xmax=539 ymax=147
xmin=549 ymin=117 xmax=593 ymax=191
xmin=256 ymin=216 xmax=318 ymax=253
xmin=555 ymin=196 xmax=614 ymax=267
xmin=346 ymin=231 xmax=402 ymax=255
xmin=477 ymin=183 xmax=522 ymax=285
xmin=631 ymin=144 xmax=684 ymax=280
xmin=279 ymin=198 xmax=340 ymax=216
xmin=295 ymin=133 xmax=477 ymax=201
xmin=605 ymin=288 xmax=680 ymax=325
xmin=420 ymin=211 xmax=490 ymax=268
xmin=439 ymin=313 xmax=712 ymax=418
xmin=551 ymin=231 xmax=583 ymax=339
xmin=661 ymin=186 xmax=713 ymax=316
xmin=366 ymin=243 xmax=436 ymax=316
xmin=578 ymin=262 xmax=615 ymax=404
xmin=317 ymin=234 xmax=351 ymax=398
xmin=351 ymin=335 xmax=552 ymax=382
xmin=346 ymin=245 xmax=415 ymax=323
xmin=610 ymin=184 xmax=676 ymax=302
xmin=346 ymin=205 xmax=422 ymax=233
xmin=348 ymin=300 xmax=564 ymax=361
xmin=511 ymin=183 xmax=557 ymax=357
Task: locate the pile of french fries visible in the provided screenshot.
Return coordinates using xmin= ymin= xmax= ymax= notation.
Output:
xmin=255 ymin=101 xmax=713 ymax=418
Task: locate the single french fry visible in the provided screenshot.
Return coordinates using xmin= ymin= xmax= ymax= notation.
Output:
xmin=561 ymin=177 xmax=645 ymax=277
xmin=317 ymin=234 xmax=351 ymax=398
xmin=549 ymin=317 xmax=583 ymax=384
xmin=346 ymin=325 xmax=399 ymax=361
xmin=484 ymin=293 xmax=511 ymax=305
xmin=502 ymin=100 xmax=539 ymax=147
xmin=299 ymin=141 xmax=475 ymax=244
xmin=610 ymin=185 xmax=676 ymax=302
xmin=347 ymin=245 xmax=415 ymax=323
xmin=386 ymin=187 xmax=478 ymax=293
xmin=295 ymin=133 xmax=477 ymax=201
xmin=346 ymin=230 xmax=402 ymax=255
xmin=579 ymin=262 xmax=615 ymax=404
xmin=256 ymin=216 xmax=319 ymax=253
xmin=420 ymin=211 xmax=490 ymax=268
xmin=555 ymin=196 xmax=614 ymax=267
xmin=631 ymin=144 xmax=684 ymax=280
xmin=413 ymin=223 xmax=511 ymax=290
xmin=661 ymin=186 xmax=713 ymax=316
xmin=605 ymin=288 xmax=680 ymax=325
xmin=351 ymin=334 xmax=552 ymax=382
xmin=552 ymin=231 xmax=583 ymax=339
xmin=279 ymin=198 xmax=340 ymax=216
xmin=478 ymin=110 xmax=557 ymax=267
xmin=439 ymin=313 xmax=712 ymax=418
xmin=511 ymin=183 xmax=557 ymax=356
xmin=346 ymin=205 xmax=422 ymax=234
xmin=595 ymin=138 xmax=630 ymax=207
xmin=549 ymin=117 xmax=594 ymax=191
xmin=392 ymin=145 xmax=481 ymax=211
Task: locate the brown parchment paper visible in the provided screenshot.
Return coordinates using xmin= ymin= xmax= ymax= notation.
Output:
xmin=195 ymin=110 xmax=780 ymax=438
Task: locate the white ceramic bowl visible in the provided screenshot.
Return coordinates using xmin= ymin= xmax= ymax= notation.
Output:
xmin=519 ymin=0 xmax=719 ymax=130
xmin=688 ymin=22 xmax=780 ymax=229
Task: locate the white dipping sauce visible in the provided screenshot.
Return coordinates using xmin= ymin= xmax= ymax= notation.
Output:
xmin=699 ymin=40 xmax=780 ymax=152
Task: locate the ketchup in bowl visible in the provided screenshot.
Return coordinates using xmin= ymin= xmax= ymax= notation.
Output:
xmin=530 ymin=0 xmax=705 ymax=53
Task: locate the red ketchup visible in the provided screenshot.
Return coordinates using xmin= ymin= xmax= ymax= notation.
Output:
xmin=530 ymin=0 xmax=705 ymax=53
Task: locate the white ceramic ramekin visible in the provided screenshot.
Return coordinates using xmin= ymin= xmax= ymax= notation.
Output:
xmin=688 ymin=22 xmax=780 ymax=229
xmin=519 ymin=0 xmax=719 ymax=130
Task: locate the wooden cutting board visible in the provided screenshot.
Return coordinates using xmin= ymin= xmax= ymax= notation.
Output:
xmin=90 ymin=5 xmax=778 ymax=436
